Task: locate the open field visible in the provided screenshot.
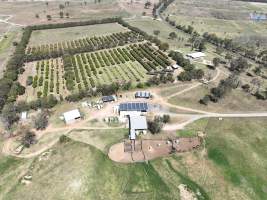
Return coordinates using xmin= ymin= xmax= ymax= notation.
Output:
xmin=29 ymin=23 xmax=128 ymax=45
xmin=1 ymin=118 xmax=267 ymax=199
xmin=164 ymin=0 xmax=267 ymax=47
xmin=0 ymin=1 xmax=128 ymax=25
xmin=168 ymin=85 xmax=267 ymax=113
xmin=127 ymin=18 xmax=189 ymax=50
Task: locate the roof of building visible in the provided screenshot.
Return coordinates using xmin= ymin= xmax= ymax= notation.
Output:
xmin=135 ymin=91 xmax=151 ymax=98
xmin=129 ymin=115 xmax=148 ymax=130
xmin=63 ymin=109 xmax=81 ymax=122
xmin=119 ymin=102 xmax=149 ymax=112
xmin=172 ymin=64 xmax=180 ymax=69
xmin=21 ymin=112 xmax=27 ymax=120
xmin=102 ymin=95 xmax=115 ymax=102
xmin=187 ymin=52 xmax=206 ymax=59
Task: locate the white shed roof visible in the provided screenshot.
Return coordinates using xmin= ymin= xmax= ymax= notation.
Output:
xmin=172 ymin=64 xmax=180 ymax=69
xmin=21 ymin=112 xmax=27 ymax=120
xmin=63 ymin=109 xmax=81 ymax=123
xmin=129 ymin=115 xmax=148 ymax=130
xmin=187 ymin=52 xmax=206 ymax=59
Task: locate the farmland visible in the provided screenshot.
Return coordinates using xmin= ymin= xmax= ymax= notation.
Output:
xmin=17 ymin=19 xmax=173 ymax=101
xmin=21 ymin=41 xmax=171 ymax=100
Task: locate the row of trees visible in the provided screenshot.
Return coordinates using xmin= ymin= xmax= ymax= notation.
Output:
xmin=26 ymin=31 xmax=143 ymax=62
xmin=60 ymin=43 xmax=171 ymax=92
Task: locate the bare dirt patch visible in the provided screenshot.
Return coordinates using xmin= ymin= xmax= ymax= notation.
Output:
xmin=108 ymin=137 xmax=201 ymax=163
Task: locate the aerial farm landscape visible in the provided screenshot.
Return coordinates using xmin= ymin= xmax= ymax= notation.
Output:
xmin=0 ymin=0 xmax=266 ymax=199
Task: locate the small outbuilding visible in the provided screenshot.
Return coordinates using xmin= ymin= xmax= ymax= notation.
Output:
xmin=129 ymin=115 xmax=148 ymax=140
xmin=186 ymin=52 xmax=206 ymax=59
xmin=135 ymin=91 xmax=151 ymax=99
xmin=102 ymin=95 xmax=116 ymax=103
xmin=21 ymin=112 xmax=27 ymax=121
xmin=63 ymin=109 xmax=81 ymax=124
xmin=172 ymin=64 xmax=180 ymax=69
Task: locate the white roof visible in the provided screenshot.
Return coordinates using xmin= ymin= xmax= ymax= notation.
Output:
xmin=129 ymin=115 xmax=148 ymax=130
xmin=21 ymin=112 xmax=27 ymax=120
xmin=187 ymin=52 xmax=206 ymax=59
xmin=63 ymin=109 xmax=81 ymax=122
xmin=172 ymin=64 xmax=180 ymax=69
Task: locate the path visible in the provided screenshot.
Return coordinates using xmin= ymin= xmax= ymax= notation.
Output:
xmin=163 ymin=112 xmax=267 ymax=131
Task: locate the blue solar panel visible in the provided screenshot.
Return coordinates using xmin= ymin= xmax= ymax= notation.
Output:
xmin=119 ymin=102 xmax=148 ymax=111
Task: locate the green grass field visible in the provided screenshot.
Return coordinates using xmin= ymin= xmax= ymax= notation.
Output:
xmin=29 ymin=23 xmax=128 ymax=46
xmin=1 ymin=118 xmax=267 ymax=199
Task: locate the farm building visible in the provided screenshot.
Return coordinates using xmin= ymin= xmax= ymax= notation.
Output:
xmin=63 ymin=109 xmax=81 ymax=124
xmin=21 ymin=112 xmax=27 ymax=121
xmin=135 ymin=91 xmax=151 ymax=99
xmin=172 ymin=64 xmax=180 ymax=69
xmin=118 ymin=102 xmax=149 ymax=117
xmin=186 ymin=52 xmax=206 ymax=59
xmin=129 ymin=115 xmax=148 ymax=140
xmin=102 ymin=95 xmax=116 ymax=103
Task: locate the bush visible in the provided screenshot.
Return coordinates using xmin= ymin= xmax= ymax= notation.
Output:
xmin=26 ymin=76 xmax=33 ymax=86
xmin=34 ymin=111 xmax=49 ymax=130
xmin=59 ymin=135 xmax=71 ymax=143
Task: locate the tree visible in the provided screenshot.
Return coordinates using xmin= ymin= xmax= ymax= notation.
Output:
xmin=26 ymin=76 xmax=33 ymax=86
xmin=230 ymin=57 xmax=249 ymax=72
xmin=169 ymin=32 xmax=177 ymax=40
xmin=59 ymin=11 xmax=64 ymax=18
xmin=178 ymin=71 xmax=192 ymax=81
xmin=215 ymin=47 xmax=223 ymax=55
xmin=241 ymin=84 xmax=250 ymax=92
xmin=199 ymin=95 xmax=210 ymax=105
xmin=159 ymin=43 xmax=169 ymax=51
xmin=198 ymin=41 xmax=206 ymax=52
xmin=59 ymin=4 xmax=65 ymax=10
xmin=21 ymin=130 xmax=36 ymax=148
xmin=144 ymin=1 xmax=151 ymax=9
xmin=162 ymin=115 xmax=170 ymax=123
xmin=46 ymin=15 xmax=52 ymax=21
xmin=65 ymin=13 xmax=69 ymax=18
xmin=212 ymin=57 xmax=220 ymax=67
xmin=1 ymin=103 xmax=19 ymax=129
xmin=35 ymin=14 xmax=39 ymax=18
xmin=34 ymin=111 xmax=49 ymax=130
xmin=225 ymin=53 xmax=232 ymax=61
xmin=148 ymin=119 xmax=163 ymax=134
xmin=153 ymin=30 xmax=160 ymax=36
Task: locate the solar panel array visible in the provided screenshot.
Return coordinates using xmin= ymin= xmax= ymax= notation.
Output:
xmin=119 ymin=102 xmax=148 ymax=112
